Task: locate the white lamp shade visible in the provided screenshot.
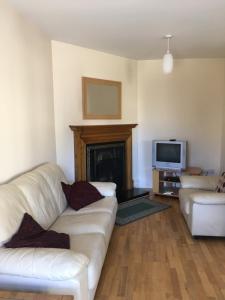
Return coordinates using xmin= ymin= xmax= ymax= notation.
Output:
xmin=163 ymin=52 xmax=173 ymax=74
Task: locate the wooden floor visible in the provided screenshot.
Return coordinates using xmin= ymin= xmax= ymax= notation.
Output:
xmin=0 ymin=290 xmax=73 ymax=300
xmin=95 ymin=197 xmax=225 ymax=300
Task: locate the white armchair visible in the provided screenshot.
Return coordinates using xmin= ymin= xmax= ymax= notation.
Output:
xmin=179 ymin=175 xmax=225 ymax=237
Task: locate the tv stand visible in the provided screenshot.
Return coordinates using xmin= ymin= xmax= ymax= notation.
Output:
xmin=152 ymin=167 xmax=202 ymax=198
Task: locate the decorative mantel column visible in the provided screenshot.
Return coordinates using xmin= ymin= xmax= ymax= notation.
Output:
xmin=70 ymin=124 xmax=137 ymax=190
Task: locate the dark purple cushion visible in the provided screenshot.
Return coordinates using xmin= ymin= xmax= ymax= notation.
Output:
xmin=61 ymin=181 xmax=104 ymax=210
xmin=4 ymin=213 xmax=70 ymax=249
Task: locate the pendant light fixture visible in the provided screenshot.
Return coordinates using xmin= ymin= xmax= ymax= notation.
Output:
xmin=163 ymin=34 xmax=173 ymax=74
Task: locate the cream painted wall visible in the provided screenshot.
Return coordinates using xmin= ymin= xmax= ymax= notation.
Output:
xmin=0 ymin=0 xmax=56 ymax=183
xmin=137 ymin=59 xmax=225 ymax=188
xmin=220 ymin=66 xmax=225 ymax=171
xmin=51 ymin=41 xmax=138 ymax=181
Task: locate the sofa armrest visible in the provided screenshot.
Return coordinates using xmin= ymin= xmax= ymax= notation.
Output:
xmin=190 ymin=191 xmax=225 ymax=205
xmin=90 ymin=182 xmax=117 ymax=197
xmin=180 ymin=175 xmax=220 ymax=191
xmin=0 ymin=248 xmax=89 ymax=281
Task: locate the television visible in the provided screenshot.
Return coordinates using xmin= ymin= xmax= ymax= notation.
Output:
xmin=152 ymin=140 xmax=187 ymax=170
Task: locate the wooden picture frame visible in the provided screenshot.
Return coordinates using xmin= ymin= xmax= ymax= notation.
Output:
xmin=82 ymin=77 xmax=122 ymax=119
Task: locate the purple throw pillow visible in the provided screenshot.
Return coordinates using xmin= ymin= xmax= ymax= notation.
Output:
xmin=4 ymin=213 xmax=70 ymax=249
xmin=61 ymin=181 xmax=104 ymax=210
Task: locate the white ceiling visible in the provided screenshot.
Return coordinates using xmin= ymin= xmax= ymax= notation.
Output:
xmin=9 ymin=0 xmax=225 ymax=59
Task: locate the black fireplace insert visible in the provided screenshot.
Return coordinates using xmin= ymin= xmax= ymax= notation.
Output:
xmin=86 ymin=142 xmax=126 ymax=192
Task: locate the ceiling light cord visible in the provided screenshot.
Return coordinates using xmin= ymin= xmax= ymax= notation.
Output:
xmin=167 ymin=37 xmax=170 ymax=53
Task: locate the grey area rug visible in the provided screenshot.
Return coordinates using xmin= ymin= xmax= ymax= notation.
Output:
xmin=116 ymin=196 xmax=170 ymax=225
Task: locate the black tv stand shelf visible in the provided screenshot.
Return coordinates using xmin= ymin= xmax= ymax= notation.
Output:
xmin=152 ymin=167 xmax=202 ymax=198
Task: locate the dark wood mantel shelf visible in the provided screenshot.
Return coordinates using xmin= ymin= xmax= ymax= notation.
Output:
xmin=70 ymin=124 xmax=137 ymax=189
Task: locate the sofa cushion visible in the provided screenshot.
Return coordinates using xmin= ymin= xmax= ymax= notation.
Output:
xmin=62 ymin=196 xmax=118 ymax=216
xmin=70 ymin=234 xmax=106 ymax=290
xmin=4 ymin=213 xmax=70 ymax=249
xmin=61 ymin=181 xmax=103 ymax=210
xmin=35 ymin=163 xmax=68 ymax=215
xmin=180 ymin=175 xmax=221 ymax=191
xmin=11 ymin=163 xmax=69 ymax=229
xmin=11 ymin=172 xmax=60 ymax=229
xmin=0 ymin=247 xmax=88 ymax=281
xmin=51 ymin=213 xmax=112 ymax=244
xmin=0 ymin=185 xmax=32 ymax=247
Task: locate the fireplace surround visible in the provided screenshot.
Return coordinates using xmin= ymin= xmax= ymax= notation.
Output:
xmin=70 ymin=124 xmax=137 ymax=190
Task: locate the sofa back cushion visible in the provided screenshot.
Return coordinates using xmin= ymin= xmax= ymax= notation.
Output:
xmin=35 ymin=163 xmax=68 ymax=215
xmin=12 ymin=172 xmax=60 ymax=229
xmin=11 ymin=164 xmax=68 ymax=229
xmin=0 ymin=163 xmax=68 ymax=246
xmin=180 ymin=175 xmax=221 ymax=191
xmin=0 ymin=185 xmax=32 ymax=246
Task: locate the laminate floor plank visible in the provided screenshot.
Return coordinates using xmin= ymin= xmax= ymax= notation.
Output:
xmin=95 ymin=197 xmax=225 ymax=300
xmin=0 ymin=291 xmax=73 ymax=300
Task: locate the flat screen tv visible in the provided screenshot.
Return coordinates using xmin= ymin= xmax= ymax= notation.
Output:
xmin=152 ymin=140 xmax=187 ymax=170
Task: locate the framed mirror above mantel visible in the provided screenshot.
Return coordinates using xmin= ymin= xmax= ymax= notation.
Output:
xmin=70 ymin=124 xmax=137 ymax=190
xmin=82 ymin=77 xmax=122 ymax=119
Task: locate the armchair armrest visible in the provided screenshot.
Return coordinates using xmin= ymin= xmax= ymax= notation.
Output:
xmin=190 ymin=191 xmax=225 ymax=205
xmin=180 ymin=176 xmax=220 ymax=191
xmin=0 ymin=248 xmax=89 ymax=281
xmin=90 ymin=182 xmax=117 ymax=197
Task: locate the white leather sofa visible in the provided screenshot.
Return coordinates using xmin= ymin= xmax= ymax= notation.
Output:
xmin=0 ymin=163 xmax=118 ymax=300
xmin=179 ymin=175 xmax=225 ymax=236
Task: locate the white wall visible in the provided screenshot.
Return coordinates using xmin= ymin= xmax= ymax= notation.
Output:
xmin=52 ymin=41 xmax=138 ymax=181
xmin=220 ymin=65 xmax=225 ymax=171
xmin=0 ymin=0 xmax=56 ymax=183
xmin=137 ymin=59 xmax=225 ymax=187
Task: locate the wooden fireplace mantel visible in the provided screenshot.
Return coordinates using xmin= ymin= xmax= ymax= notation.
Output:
xmin=70 ymin=124 xmax=137 ymax=189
